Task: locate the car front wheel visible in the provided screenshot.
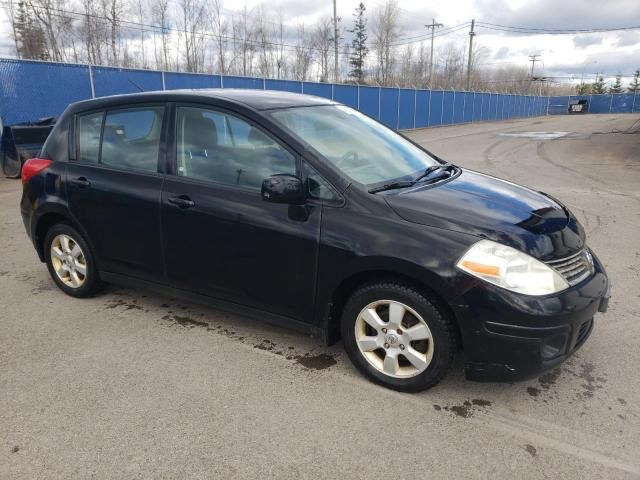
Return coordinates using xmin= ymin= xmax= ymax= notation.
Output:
xmin=341 ymin=281 xmax=456 ymax=392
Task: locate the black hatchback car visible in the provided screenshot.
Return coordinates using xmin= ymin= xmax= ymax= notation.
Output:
xmin=21 ymin=90 xmax=610 ymax=392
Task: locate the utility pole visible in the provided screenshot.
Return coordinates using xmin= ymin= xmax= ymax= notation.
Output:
xmin=466 ymin=19 xmax=475 ymax=91
xmin=333 ymin=0 xmax=339 ymax=82
xmin=528 ymin=54 xmax=540 ymax=93
xmin=425 ymin=18 xmax=443 ymax=87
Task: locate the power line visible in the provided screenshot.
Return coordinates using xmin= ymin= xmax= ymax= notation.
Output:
xmin=475 ymin=21 xmax=640 ymax=35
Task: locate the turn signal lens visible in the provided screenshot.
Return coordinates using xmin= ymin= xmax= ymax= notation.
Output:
xmin=457 ymin=239 xmax=569 ymax=296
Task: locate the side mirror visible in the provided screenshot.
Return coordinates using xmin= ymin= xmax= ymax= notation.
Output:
xmin=261 ymin=174 xmax=305 ymax=205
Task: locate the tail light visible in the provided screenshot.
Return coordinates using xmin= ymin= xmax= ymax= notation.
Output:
xmin=21 ymin=158 xmax=53 ymax=185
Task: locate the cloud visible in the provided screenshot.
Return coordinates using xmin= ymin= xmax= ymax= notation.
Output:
xmin=475 ymin=0 xmax=639 ymax=31
xmin=494 ymin=46 xmax=510 ymax=59
xmin=572 ymin=34 xmax=604 ymax=49
xmin=613 ymin=31 xmax=640 ymax=47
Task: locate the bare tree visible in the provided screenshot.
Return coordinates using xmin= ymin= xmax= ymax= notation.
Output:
xmin=179 ymin=0 xmax=207 ymax=72
xmin=371 ymin=0 xmax=399 ymax=85
xmin=210 ymin=0 xmax=228 ymax=74
xmin=230 ymin=5 xmax=255 ymax=76
xmin=313 ymin=17 xmax=333 ymax=82
xmin=150 ymin=0 xmax=170 ymax=70
xmin=27 ymin=0 xmax=71 ymax=61
xmin=292 ymin=23 xmax=313 ymax=81
xmin=3 ymin=0 xmax=20 ymax=56
xmin=101 ymin=0 xmax=126 ymax=65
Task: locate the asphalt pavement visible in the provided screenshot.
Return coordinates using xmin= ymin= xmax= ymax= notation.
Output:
xmin=1 ymin=113 xmax=639 ymax=479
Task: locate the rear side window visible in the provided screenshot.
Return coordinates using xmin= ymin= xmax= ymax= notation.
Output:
xmin=77 ymin=112 xmax=103 ymax=163
xmin=101 ymin=107 xmax=164 ymax=172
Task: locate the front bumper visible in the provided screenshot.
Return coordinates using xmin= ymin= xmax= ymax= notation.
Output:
xmin=451 ymin=254 xmax=610 ymax=382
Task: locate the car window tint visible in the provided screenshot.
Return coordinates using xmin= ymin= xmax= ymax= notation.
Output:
xmin=77 ymin=112 xmax=103 ymax=163
xmin=304 ymin=163 xmax=338 ymax=201
xmin=176 ymin=107 xmax=295 ymax=189
xmin=101 ymin=107 xmax=164 ymax=172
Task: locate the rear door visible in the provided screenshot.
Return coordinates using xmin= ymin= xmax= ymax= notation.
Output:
xmin=66 ymin=105 xmax=168 ymax=283
xmin=161 ymin=104 xmax=321 ymax=321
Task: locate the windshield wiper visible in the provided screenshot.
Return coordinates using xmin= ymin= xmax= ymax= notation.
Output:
xmin=368 ymin=164 xmax=457 ymax=194
xmin=413 ymin=163 xmax=454 ymax=183
xmin=368 ymin=180 xmax=416 ymax=194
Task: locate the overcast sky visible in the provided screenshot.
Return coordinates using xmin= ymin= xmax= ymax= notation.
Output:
xmin=1 ymin=0 xmax=638 ymax=84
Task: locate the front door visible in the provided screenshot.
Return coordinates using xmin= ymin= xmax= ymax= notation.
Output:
xmin=161 ymin=105 xmax=320 ymax=321
xmin=67 ymin=106 xmax=167 ymax=283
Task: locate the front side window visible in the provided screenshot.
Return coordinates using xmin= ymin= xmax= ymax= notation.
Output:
xmin=176 ymin=107 xmax=296 ymax=189
xmin=77 ymin=112 xmax=103 ymax=163
xmin=101 ymin=107 xmax=164 ymax=172
xmin=269 ymin=105 xmax=439 ymax=186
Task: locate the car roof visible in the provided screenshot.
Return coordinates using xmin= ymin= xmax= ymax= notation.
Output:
xmin=70 ymin=89 xmax=337 ymax=112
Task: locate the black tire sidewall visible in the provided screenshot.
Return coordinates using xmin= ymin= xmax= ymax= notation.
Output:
xmin=341 ymin=282 xmax=454 ymax=392
xmin=44 ymin=223 xmax=101 ymax=297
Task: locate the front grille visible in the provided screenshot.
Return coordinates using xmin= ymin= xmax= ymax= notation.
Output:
xmin=544 ymin=249 xmax=594 ymax=286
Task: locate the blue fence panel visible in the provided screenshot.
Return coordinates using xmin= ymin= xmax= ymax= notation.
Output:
xmin=265 ymin=79 xmax=302 ymax=93
xmin=462 ymin=92 xmax=473 ymax=123
xmin=358 ymin=86 xmax=379 ymax=119
xmin=165 ymin=72 xmax=220 ymax=89
xmin=415 ymin=90 xmax=429 ymax=128
xmin=0 ymin=59 xmax=91 ymax=125
xmin=476 ymin=93 xmax=490 ymax=121
xmin=398 ymin=89 xmax=415 ymax=129
xmin=92 ymin=66 xmax=162 ymax=97
xmin=222 ymin=75 xmax=263 ymax=89
xmin=453 ymin=91 xmax=465 ymax=124
xmin=633 ymin=93 xmax=640 ymax=113
xmin=428 ymin=90 xmax=444 ymax=127
xmin=611 ymin=93 xmax=634 ymax=113
xmin=302 ymin=82 xmax=332 ymax=100
xmin=511 ymin=95 xmax=519 ymax=117
xmin=589 ymin=95 xmax=611 ymax=113
xmin=489 ymin=93 xmax=499 ymax=120
xmin=380 ymin=88 xmax=399 ymax=128
xmin=441 ymin=91 xmax=455 ymax=125
xmin=472 ymin=92 xmax=483 ymax=122
xmin=333 ymin=84 xmax=358 ymax=109
xmin=548 ymin=96 xmax=567 ymax=115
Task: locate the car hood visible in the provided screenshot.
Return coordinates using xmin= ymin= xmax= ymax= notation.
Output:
xmin=384 ymin=169 xmax=585 ymax=260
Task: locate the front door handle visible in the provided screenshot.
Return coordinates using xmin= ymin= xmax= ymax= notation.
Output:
xmin=71 ymin=176 xmax=91 ymax=188
xmin=167 ymin=195 xmax=195 ymax=209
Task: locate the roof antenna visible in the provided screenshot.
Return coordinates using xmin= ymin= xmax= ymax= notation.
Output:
xmin=128 ymin=79 xmax=145 ymax=92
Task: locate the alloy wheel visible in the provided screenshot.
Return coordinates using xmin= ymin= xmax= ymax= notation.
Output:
xmin=50 ymin=234 xmax=87 ymax=288
xmin=355 ymin=300 xmax=434 ymax=378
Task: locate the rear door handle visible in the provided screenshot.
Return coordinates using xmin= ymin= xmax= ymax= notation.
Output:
xmin=167 ymin=195 xmax=195 ymax=209
xmin=71 ymin=176 xmax=91 ymax=188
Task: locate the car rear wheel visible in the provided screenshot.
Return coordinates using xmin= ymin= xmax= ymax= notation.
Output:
xmin=341 ymin=281 xmax=455 ymax=392
xmin=44 ymin=224 xmax=104 ymax=297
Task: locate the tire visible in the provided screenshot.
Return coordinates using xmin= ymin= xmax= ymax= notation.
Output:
xmin=341 ymin=281 xmax=456 ymax=392
xmin=44 ymin=223 xmax=104 ymax=297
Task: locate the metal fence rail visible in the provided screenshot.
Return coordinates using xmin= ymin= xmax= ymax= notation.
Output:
xmin=1 ymin=58 xmax=638 ymax=127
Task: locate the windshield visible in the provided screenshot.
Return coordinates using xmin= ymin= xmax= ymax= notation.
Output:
xmin=269 ymin=105 xmax=440 ymax=186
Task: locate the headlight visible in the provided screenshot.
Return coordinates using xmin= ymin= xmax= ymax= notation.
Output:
xmin=456 ymin=239 xmax=569 ymax=295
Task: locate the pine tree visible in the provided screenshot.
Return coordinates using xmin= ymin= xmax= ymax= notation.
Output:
xmin=348 ymin=3 xmax=369 ymax=84
xmin=576 ymin=82 xmax=590 ymax=95
xmin=14 ymin=1 xmax=48 ymax=60
xmin=629 ymin=69 xmax=640 ymax=93
xmin=609 ymin=75 xmax=623 ymax=94
xmin=592 ymin=75 xmax=606 ymax=95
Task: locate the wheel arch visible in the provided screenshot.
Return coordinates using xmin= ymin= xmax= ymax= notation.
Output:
xmin=32 ymin=205 xmax=91 ymax=263
xmin=322 ymin=266 xmax=462 ymax=349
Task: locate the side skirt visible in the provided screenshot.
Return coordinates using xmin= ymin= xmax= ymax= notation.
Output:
xmin=100 ymin=271 xmax=323 ymax=339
